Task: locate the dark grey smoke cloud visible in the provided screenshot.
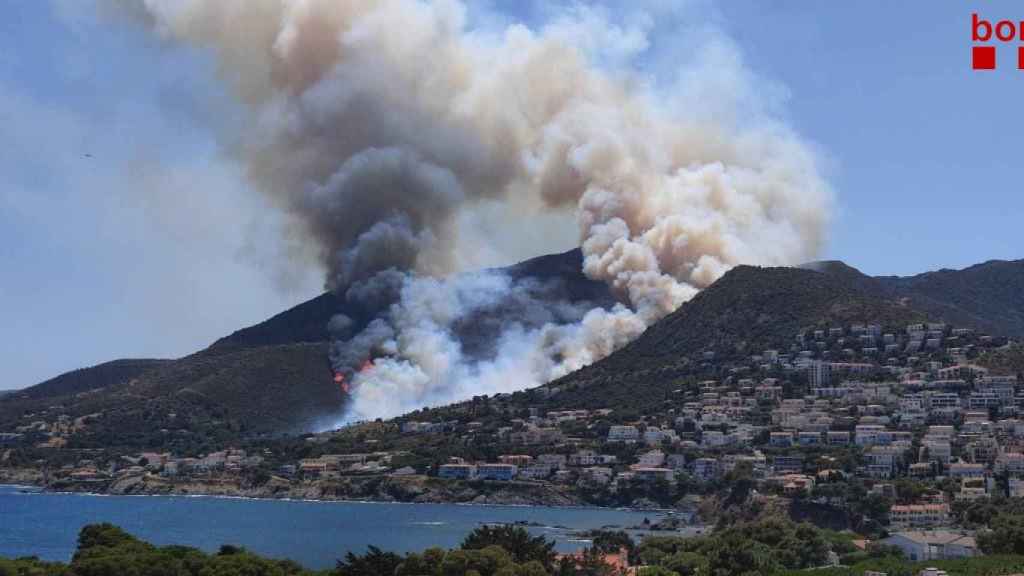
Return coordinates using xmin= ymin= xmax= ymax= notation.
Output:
xmin=114 ymin=0 xmax=834 ymax=422
xmin=329 ymin=318 xmax=395 ymax=378
xmin=300 ymin=148 xmax=465 ymax=291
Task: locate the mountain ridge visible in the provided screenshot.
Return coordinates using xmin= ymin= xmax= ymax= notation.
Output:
xmin=806 ymin=258 xmax=1024 ymax=339
xmin=528 ymin=263 xmax=929 ymax=413
xmin=208 ymin=248 xmax=616 ymax=352
xmin=0 ymin=249 xmax=617 ymax=443
xmin=3 ymin=251 xmax=1021 ymax=442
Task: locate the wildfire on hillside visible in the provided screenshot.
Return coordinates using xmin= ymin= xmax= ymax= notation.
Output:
xmin=333 ymin=372 xmax=350 ymax=394
xmin=334 ymin=359 xmax=376 ymax=396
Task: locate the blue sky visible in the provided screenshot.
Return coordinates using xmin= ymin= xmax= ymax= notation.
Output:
xmin=1 ymin=1 xmax=1021 ymax=389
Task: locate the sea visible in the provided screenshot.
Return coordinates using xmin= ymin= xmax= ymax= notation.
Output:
xmin=0 ymin=485 xmax=690 ymax=569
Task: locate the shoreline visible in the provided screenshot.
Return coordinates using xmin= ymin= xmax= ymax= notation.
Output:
xmin=0 ymin=482 xmax=683 ymax=516
xmin=1 ymin=482 xmax=707 ymax=571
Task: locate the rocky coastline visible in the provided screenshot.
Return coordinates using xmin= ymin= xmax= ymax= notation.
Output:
xmin=1 ymin=469 xmax=599 ymax=508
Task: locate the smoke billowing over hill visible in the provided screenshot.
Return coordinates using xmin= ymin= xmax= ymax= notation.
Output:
xmin=112 ymin=0 xmax=833 ymax=423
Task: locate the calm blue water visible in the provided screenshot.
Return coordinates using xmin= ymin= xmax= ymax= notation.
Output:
xmin=0 ymin=485 xmax=667 ymax=569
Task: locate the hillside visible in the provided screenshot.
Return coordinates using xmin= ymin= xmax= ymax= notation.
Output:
xmin=3 ymin=252 xmax=1020 ymax=443
xmin=808 ymin=259 xmax=1024 ymax=338
xmin=12 ymin=359 xmax=171 ymax=401
xmin=209 ymin=293 xmax=349 ymax=350
xmin=211 ymin=248 xmax=616 ymax=352
xmin=0 ymin=344 xmax=342 ymax=451
xmin=878 ymin=259 xmax=1024 ymax=338
xmin=619 ymin=265 xmax=924 ymax=360
xmin=0 ymin=249 xmax=615 ymax=444
xmin=530 ymin=264 xmax=927 ymax=412
xmin=532 ymin=259 xmax=1024 ymax=415
xmin=979 ymin=343 xmax=1024 ymax=379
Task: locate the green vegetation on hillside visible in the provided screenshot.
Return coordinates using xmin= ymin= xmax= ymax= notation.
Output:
xmin=519 ymin=265 xmax=927 ymax=413
xmin=978 ymin=344 xmax=1024 ymax=381
xmin=12 ymin=359 xmax=171 ymax=400
xmin=0 ymin=523 xmax=592 ymax=576
xmin=879 ymin=259 xmax=1024 ymax=340
xmin=773 ymin=555 xmax=1024 ymax=576
xmin=1 ymin=523 xmax=311 ymax=576
xmin=8 ymin=520 xmax=1024 ymax=576
xmin=3 ymin=256 xmax=1021 ymax=447
xmin=0 ymin=344 xmax=343 ymax=449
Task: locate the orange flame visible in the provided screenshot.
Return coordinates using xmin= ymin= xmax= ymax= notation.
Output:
xmin=334 ymin=372 xmax=351 ymax=394
xmin=333 ymin=361 xmax=373 ymax=396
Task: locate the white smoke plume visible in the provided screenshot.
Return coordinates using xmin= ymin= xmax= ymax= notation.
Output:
xmin=111 ymin=0 xmax=833 ymax=422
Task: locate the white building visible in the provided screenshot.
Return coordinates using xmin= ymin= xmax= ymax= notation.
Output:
xmin=438 ymin=464 xmax=476 ymax=479
xmin=890 ymin=504 xmax=950 ymax=529
xmin=569 ymin=450 xmax=617 ymax=467
xmin=809 ymin=361 xmax=831 ymax=387
xmin=881 ymin=531 xmax=976 ymax=561
xmin=536 ymin=454 xmax=567 ymax=469
xmin=607 ymin=425 xmax=640 ymax=443
xmin=476 ymin=463 xmax=518 ymax=481
xmin=643 ymin=426 xmax=679 ymax=446
xmin=1009 ymin=478 xmax=1024 ymax=498
xmin=691 ymin=458 xmax=720 ymax=480
xmin=636 ymin=450 xmax=666 ymax=468
xmin=579 ymin=467 xmax=613 ymax=486
xmin=947 ymin=462 xmax=986 ymax=478
xmin=632 ymin=468 xmax=675 ymax=483
xmin=855 ymin=425 xmax=893 ymax=446
xmin=995 ymin=452 xmax=1024 ymax=475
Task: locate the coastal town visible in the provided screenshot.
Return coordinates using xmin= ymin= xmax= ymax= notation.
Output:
xmin=5 ymin=1 xmax=1024 ymax=573
xmin=3 ymin=320 xmax=1023 ymax=564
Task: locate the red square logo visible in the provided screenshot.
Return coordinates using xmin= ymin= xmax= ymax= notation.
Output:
xmin=973 ymin=45 xmax=996 ymax=69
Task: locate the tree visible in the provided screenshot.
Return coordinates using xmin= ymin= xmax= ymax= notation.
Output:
xmin=589 ymin=530 xmax=634 ymax=556
xmin=461 ymin=526 xmax=556 ymax=568
xmin=562 ymin=548 xmax=619 ymax=576
xmin=75 ymin=523 xmax=140 ymax=554
xmin=396 ymin=548 xmax=446 ymax=576
xmin=894 ymin=479 xmax=927 ymax=504
xmin=515 ymin=561 xmax=550 ymax=576
xmin=702 ymin=535 xmax=778 ymax=576
xmin=335 ymin=545 xmax=403 ymax=576
xmin=0 ymin=557 xmax=67 ymax=576
xmin=979 ymin=514 xmax=1024 ymax=554
xmin=662 ymin=551 xmax=708 ymax=576
xmin=721 ymin=462 xmax=754 ymax=508
xmin=790 ymin=522 xmax=830 ymax=568
xmin=637 ymin=567 xmax=679 ymax=576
